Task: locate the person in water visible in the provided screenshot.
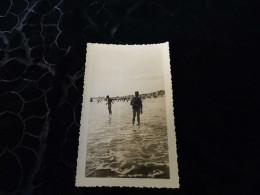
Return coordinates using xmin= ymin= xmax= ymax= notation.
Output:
xmin=130 ymin=91 xmax=143 ymax=126
xmin=106 ymin=95 xmax=113 ymax=115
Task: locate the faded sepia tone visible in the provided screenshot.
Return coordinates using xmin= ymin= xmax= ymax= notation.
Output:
xmin=76 ymin=43 xmax=179 ymax=188
xmin=86 ymin=90 xmax=169 ymax=178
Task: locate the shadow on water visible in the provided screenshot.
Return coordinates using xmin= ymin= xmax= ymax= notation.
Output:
xmin=107 ymin=115 xmax=112 ymax=126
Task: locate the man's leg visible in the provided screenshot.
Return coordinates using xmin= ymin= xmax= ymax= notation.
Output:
xmin=132 ymin=110 xmax=136 ymax=124
xmin=137 ymin=110 xmax=140 ymax=125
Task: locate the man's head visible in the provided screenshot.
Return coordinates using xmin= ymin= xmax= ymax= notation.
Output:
xmin=135 ymin=91 xmax=139 ymax=97
xmin=107 ymin=95 xmax=109 ymax=99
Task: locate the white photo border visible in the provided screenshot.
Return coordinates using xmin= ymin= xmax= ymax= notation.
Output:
xmin=75 ymin=42 xmax=179 ymax=188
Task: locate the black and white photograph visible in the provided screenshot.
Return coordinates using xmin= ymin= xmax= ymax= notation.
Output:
xmin=76 ymin=43 xmax=179 ymax=188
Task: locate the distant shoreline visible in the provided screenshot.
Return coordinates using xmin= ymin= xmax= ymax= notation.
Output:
xmin=90 ymin=90 xmax=165 ymax=101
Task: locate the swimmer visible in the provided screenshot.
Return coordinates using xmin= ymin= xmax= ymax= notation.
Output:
xmin=130 ymin=91 xmax=143 ymax=126
xmin=106 ymin=95 xmax=114 ymax=115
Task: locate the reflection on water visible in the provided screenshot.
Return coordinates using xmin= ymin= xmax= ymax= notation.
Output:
xmin=85 ymin=96 xmax=169 ymax=178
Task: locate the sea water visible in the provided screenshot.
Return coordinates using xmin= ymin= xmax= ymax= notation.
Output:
xmin=85 ymin=96 xmax=170 ymax=178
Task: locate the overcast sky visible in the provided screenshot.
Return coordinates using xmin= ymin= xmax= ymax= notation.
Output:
xmin=86 ymin=44 xmax=166 ymax=97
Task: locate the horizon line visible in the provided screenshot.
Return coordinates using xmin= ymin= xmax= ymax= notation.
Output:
xmin=90 ymin=89 xmax=165 ymax=99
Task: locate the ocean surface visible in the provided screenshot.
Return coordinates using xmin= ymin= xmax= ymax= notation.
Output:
xmin=85 ymin=96 xmax=170 ymax=178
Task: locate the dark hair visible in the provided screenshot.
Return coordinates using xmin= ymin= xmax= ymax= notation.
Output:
xmin=107 ymin=95 xmax=109 ymax=98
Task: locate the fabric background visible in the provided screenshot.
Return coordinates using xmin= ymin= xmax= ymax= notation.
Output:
xmin=0 ymin=0 xmax=259 ymax=194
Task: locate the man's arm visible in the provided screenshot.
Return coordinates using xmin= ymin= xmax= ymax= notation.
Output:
xmin=130 ymin=98 xmax=133 ymax=105
xmin=140 ymin=98 xmax=143 ymax=113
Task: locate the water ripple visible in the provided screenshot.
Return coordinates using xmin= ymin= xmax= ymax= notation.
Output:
xmin=85 ymin=97 xmax=169 ymax=178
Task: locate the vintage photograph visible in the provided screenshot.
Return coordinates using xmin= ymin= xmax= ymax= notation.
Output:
xmin=76 ymin=43 xmax=179 ymax=188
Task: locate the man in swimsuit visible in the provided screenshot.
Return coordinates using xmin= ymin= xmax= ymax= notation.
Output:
xmin=106 ymin=95 xmax=113 ymax=115
xmin=130 ymin=91 xmax=143 ymax=126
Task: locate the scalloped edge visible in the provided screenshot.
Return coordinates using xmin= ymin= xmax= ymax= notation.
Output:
xmin=75 ymin=42 xmax=179 ymax=188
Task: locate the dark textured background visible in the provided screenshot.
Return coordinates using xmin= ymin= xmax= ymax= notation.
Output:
xmin=0 ymin=0 xmax=259 ymax=194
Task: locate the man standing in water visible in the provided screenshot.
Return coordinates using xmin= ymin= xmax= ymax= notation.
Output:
xmin=130 ymin=91 xmax=143 ymax=126
xmin=106 ymin=95 xmax=113 ymax=115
